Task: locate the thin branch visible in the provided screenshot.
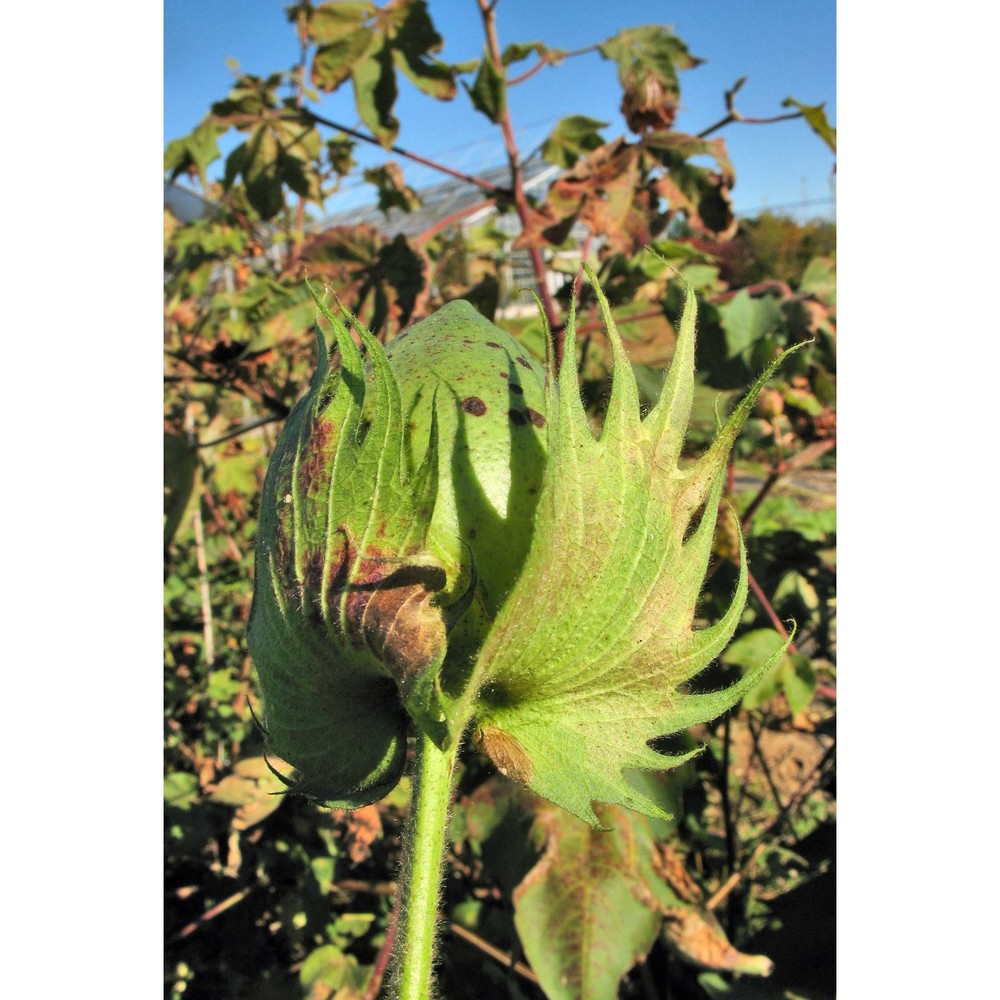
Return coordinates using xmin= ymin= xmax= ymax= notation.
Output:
xmin=363 ymin=893 xmax=401 ymax=1000
xmin=706 ymin=842 xmax=768 ymax=911
xmin=167 ymin=886 xmax=254 ymax=944
xmin=168 ymin=352 xmax=292 ymax=419
xmin=697 ymin=79 xmax=804 ymax=139
xmin=336 ymin=879 xmax=397 ymax=896
xmin=740 ymin=437 xmax=836 ymax=533
xmin=747 ymin=715 xmax=798 ymax=841
xmin=164 ymin=374 xmax=227 ymax=385
xmin=477 ymin=0 xmax=562 ymax=357
xmin=742 ymin=730 xmax=836 ymax=858
xmin=301 ymin=109 xmax=510 ymax=196
xmin=783 ymin=740 xmax=836 ymax=820
xmin=186 ymin=401 xmax=215 ymax=668
xmin=284 ymin=41 xmax=311 ymax=269
xmin=698 ymin=109 xmax=802 ymax=139
xmin=413 ymin=197 xmax=496 ymax=246
xmin=212 ymin=106 xmax=508 ymax=193
xmin=573 ymin=307 xmax=665 ymax=338
xmin=448 ymin=922 xmax=539 ymax=985
xmin=748 ymin=570 xmax=797 ymax=656
xmin=192 ymin=499 xmax=215 ymax=667
xmin=507 ymin=55 xmax=550 ymax=87
xmin=719 ymin=714 xmax=737 ymax=877
xmin=781 ymin=436 xmax=837 ymax=473
xmin=738 ymin=467 xmax=783 ymax=534
xmin=507 ymin=44 xmax=600 ymax=86
xmin=198 ymin=416 xmax=284 ymax=449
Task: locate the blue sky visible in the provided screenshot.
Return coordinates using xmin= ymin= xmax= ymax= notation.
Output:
xmin=164 ymin=0 xmax=835 ymax=219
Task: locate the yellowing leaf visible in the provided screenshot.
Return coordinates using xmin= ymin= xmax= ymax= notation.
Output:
xmin=513 ymin=803 xmax=662 ymax=1000
xmin=208 ymin=756 xmax=289 ymax=830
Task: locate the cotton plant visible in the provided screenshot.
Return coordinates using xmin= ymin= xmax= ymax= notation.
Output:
xmin=247 ymin=265 xmax=794 ymax=998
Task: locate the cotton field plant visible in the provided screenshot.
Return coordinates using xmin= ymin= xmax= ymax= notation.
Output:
xmin=247 ymin=266 xmax=798 ymax=997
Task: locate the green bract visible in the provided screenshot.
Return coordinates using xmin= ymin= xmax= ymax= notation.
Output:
xmin=248 ymin=268 xmax=793 ymax=824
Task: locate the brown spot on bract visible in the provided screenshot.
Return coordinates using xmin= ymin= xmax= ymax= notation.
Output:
xmin=274 ymin=516 xmax=295 ymax=585
xmin=508 ymin=409 xmax=528 ymax=427
xmin=486 ymin=341 xmax=502 ymax=349
xmin=301 ymin=548 xmax=324 ymax=596
xmin=478 ymin=727 xmax=533 ymax=785
xmin=499 ymin=371 xmax=509 ymax=380
xmin=325 ymin=534 xmax=352 ymax=598
xmin=298 ymin=419 xmax=336 ymax=495
xmin=509 ymin=383 xmax=523 ymax=395
xmin=462 ymin=396 xmax=487 ymax=416
xmin=516 ymin=357 xmax=532 ymax=370
xmin=527 ymin=407 xmax=546 ymax=428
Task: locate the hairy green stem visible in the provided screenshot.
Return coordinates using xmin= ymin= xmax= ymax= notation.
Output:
xmin=393 ymin=731 xmax=460 ymax=1000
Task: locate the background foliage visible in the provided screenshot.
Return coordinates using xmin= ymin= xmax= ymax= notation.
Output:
xmin=164 ymin=3 xmax=835 ymax=997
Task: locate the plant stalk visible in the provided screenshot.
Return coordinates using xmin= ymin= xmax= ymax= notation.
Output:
xmin=393 ymin=731 xmax=460 ymax=1000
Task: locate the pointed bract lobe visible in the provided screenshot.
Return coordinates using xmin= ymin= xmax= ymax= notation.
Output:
xmin=467 ymin=264 xmax=799 ymax=825
xmin=247 ymin=282 xmax=447 ymax=804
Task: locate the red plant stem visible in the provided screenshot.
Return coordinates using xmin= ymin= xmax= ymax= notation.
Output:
xmin=698 ymin=109 xmax=803 ymax=140
xmin=739 ymin=467 xmax=783 ymax=533
xmin=170 ymin=886 xmax=254 ymax=942
xmin=303 ymin=110 xmax=508 ymax=195
xmin=363 ymin=893 xmax=401 ymax=1000
xmin=413 ymin=197 xmax=496 ymax=246
xmin=573 ymin=307 xmax=664 ymax=337
xmin=212 ymin=110 xmax=508 ymax=196
xmin=748 ymin=569 xmax=797 ymax=656
xmin=740 ymin=437 xmax=836 ymax=533
xmin=447 ymin=922 xmax=539 ymax=983
xmin=286 ymin=34 xmax=311 ymax=270
xmin=477 ymin=0 xmax=562 ymax=361
xmin=506 ymin=44 xmax=599 ymax=86
xmin=506 ymin=55 xmax=550 ymax=87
